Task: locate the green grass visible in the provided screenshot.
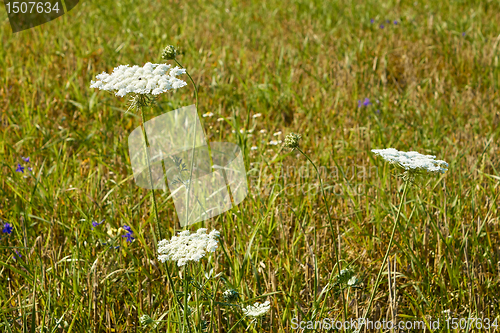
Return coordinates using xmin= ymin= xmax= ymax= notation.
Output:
xmin=1 ymin=0 xmax=500 ymax=331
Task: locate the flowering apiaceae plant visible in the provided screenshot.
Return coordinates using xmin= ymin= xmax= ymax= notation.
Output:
xmin=90 ymin=46 xmax=269 ymax=332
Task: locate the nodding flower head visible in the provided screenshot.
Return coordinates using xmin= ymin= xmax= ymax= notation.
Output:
xmin=162 ymin=45 xmax=177 ymax=60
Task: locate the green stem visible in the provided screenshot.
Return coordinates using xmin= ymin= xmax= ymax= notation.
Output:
xmin=183 ymin=265 xmax=192 ymax=333
xmin=296 ymin=148 xmax=347 ymax=328
xmin=139 ymin=105 xmax=162 ymax=241
xmin=174 ymin=59 xmax=200 ymax=228
xmin=360 ymin=180 xmax=409 ymax=331
xmin=139 ymin=104 xmax=182 ymax=329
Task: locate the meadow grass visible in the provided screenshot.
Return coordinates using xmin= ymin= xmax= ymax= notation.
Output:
xmin=1 ymin=0 xmax=500 ymax=331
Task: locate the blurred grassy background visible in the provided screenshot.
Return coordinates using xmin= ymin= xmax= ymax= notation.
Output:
xmin=1 ymin=0 xmax=500 ymax=331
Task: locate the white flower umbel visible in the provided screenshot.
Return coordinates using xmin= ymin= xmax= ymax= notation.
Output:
xmin=90 ymin=62 xmax=187 ymax=97
xmin=242 ymin=301 xmax=271 ymax=318
xmin=371 ymin=148 xmax=448 ymax=174
xmin=157 ymin=228 xmax=220 ymax=267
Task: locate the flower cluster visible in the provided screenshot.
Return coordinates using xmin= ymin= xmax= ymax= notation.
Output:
xmin=2 ymin=223 xmax=12 ymax=235
xmin=223 ymin=288 xmax=240 ymax=303
xmin=157 ymin=228 xmax=220 ymax=267
xmin=90 ymin=62 xmax=187 ymax=97
xmin=15 ymin=156 xmax=32 ymax=173
xmin=357 ymin=98 xmax=372 ymax=108
xmin=121 ymin=225 xmax=134 ymax=243
xmin=371 ymin=148 xmax=449 ymax=174
xmin=242 ymin=301 xmax=271 ymax=318
xmin=139 ymin=314 xmax=157 ymax=329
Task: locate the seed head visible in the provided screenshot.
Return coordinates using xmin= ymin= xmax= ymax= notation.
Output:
xmin=284 ymin=133 xmax=302 ymax=150
xmin=162 ymin=45 xmax=177 ymax=60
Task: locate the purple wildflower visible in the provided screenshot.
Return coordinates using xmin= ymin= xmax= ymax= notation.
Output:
xmin=376 ymin=109 xmax=381 ymax=114
xmin=394 ymin=20 xmax=398 ymax=25
xmin=122 ymin=225 xmax=132 ymax=233
xmin=386 ymin=19 xmax=391 ymax=23
xmin=380 ymin=24 xmax=385 ymax=29
xmin=122 ymin=232 xmax=134 ymax=243
xmin=22 ymin=157 xmax=30 ymax=163
xmin=92 ymin=219 xmax=105 ymax=230
xmin=357 ymin=100 xmax=362 ymax=108
xmin=2 ymin=223 xmax=13 ymax=234
xmin=15 ymin=250 xmax=22 ymax=258
xmin=28 ymin=167 xmax=32 ymax=172
xmin=370 ymin=18 xmax=374 ymax=24
xmin=15 ymin=164 xmax=24 ymax=173
xmin=462 ymin=32 xmax=466 ymax=37
xmin=363 ymin=98 xmax=372 ymax=106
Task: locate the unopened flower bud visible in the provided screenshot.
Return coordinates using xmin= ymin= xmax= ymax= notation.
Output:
xmin=162 ymin=45 xmax=177 ymax=60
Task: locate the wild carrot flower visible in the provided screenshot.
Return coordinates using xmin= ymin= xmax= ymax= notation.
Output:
xmin=157 ymin=228 xmax=220 ymax=267
xmin=223 ymin=289 xmax=240 ymax=303
xmin=2 ymin=223 xmax=13 ymax=234
xmin=242 ymin=301 xmax=271 ymax=317
xmin=268 ymin=140 xmax=281 ymax=146
xmin=139 ymin=314 xmax=156 ymax=328
xmin=89 ymin=62 xmax=187 ymax=97
xmin=371 ymin=148 xmax=448 ymax=174
xmin=202 ymin=112 xmax=214 ymax=118
xmin=15 ymin=164 xmax=24 ymax=173
xmin=251 ymin=146 xmax=258 ymax=150
xmin=252 ymin=113 xmax=262 ymax=118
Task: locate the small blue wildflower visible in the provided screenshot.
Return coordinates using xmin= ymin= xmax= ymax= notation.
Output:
xmin=28 ymin=167 xmax=32 ymax=172
xmin=15 ymin=164 xmax=24 ymax=173
xmin=357 ymin=100 xmax=362 ymax=108
xmin=380 ymin=24 xmax=385 ymax=29
xmin=92 ymin=219 xmax=104 ymax=229
xmin=363 ymin=98 xmax=372 ymax=106
xmin=376 ymin=109 xmax=381 ymax=114
xmin=2 ymin=223 xmax=13 ymax=234
xmin=22 ymin=157 xmax=30 ymax=163
xmin=386 ymin=19 xmax=391 ymax=23
xmin=394 ymin=20 xmax=398 ymax=25
xmin=122 ymin=225 xmax=132 ymax=233
xmin=15 ymin=250 xmax=22 ymax=258
xmin=370 ymin=18 xmax=374 ymax=24
xmin=122 ymin=232 xmax=134 ymax=243
xmin=462 ymin=32 xmax=466 ymax=37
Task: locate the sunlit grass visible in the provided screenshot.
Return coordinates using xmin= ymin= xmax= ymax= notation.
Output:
xmin=1 ymin=0 xmax=500 ymax=331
